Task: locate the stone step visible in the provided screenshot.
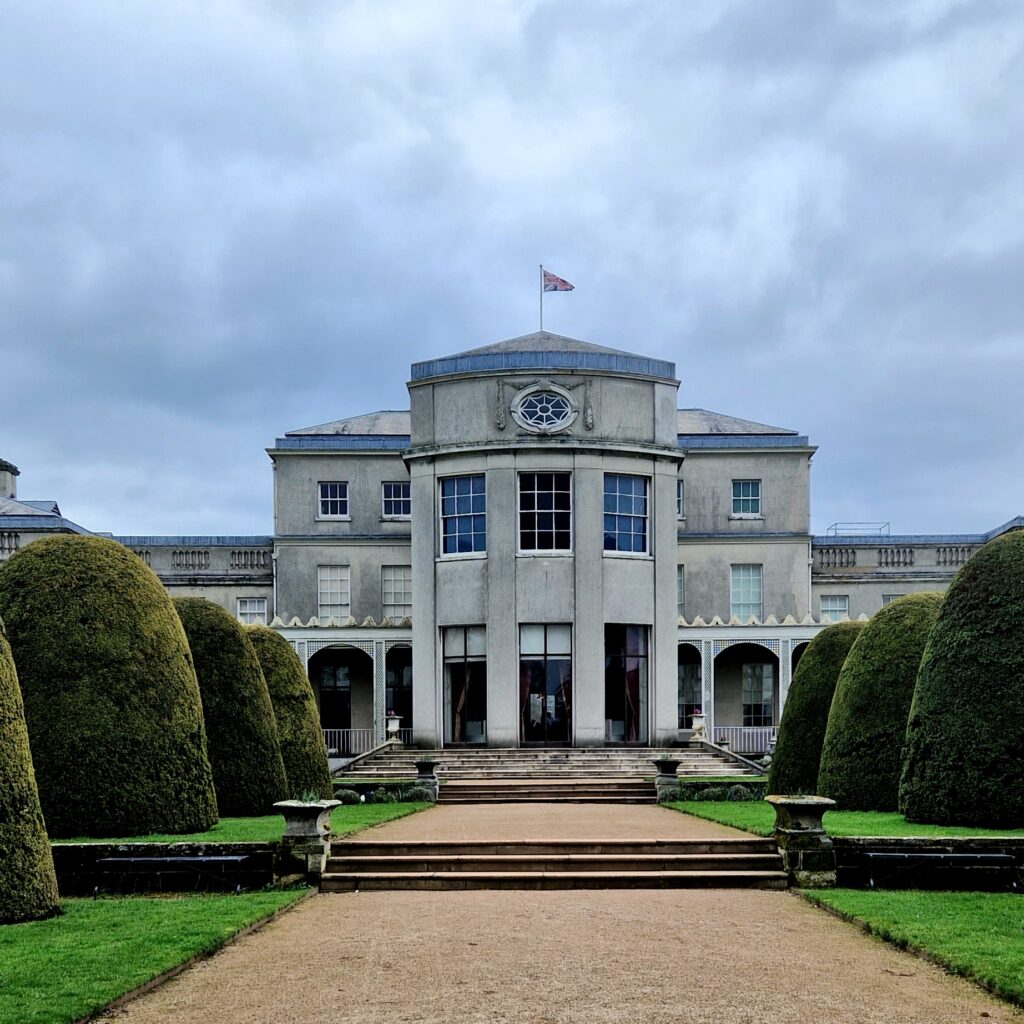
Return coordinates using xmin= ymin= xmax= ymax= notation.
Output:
xmin=333 ymin=839 xmax=777 ymax=856
xmin=326 ymin=853 xmax=782 ymax=873
xmin=320 ymin=870 xmax=788 ymax=891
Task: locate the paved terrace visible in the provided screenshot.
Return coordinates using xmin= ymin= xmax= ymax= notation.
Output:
xmin=102 ymin=804 xmax=1023 ymax=1024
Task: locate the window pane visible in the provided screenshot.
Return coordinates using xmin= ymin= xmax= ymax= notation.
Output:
xmin=730 ymin=564 xmax=763 ymax=621
xmin=441 ymin=474 xmax=486 ymax=554
xmin=547 ymin=624 xmax=572 ymax=655
xmin=466 ymin=625 xmax=486 ymax=657
xmin=520 ymin=624 xmax=545 ymax=656
xmin=820 ymin=595 xmax=849 ymax=622
xmin=732 ymin=479 xmax=761 ymax=515
xmin=317 ymin=565 xmax=351 ymax=619
xmin=603 ymin=475 xmax=649 ymax=553
xmin=319 ymin=481 xmax=349 ymax=517
xmin=443 ymin=627 xmax=464 ymax=657
xmin=382 ymin=481 xmax=411 ymax=517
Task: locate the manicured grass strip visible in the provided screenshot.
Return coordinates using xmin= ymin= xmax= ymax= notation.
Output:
xmin=0 ymin=890 xmax=307 ymax=1024
xmin=666 ymin=801 xmax=775 ymax=836
xmin=804 ymin=890 xmax=1024 ymax=1008
xmin=668 ymin=801 xmax=1024 ymax=838
xmin=55 ymin=802 xmax=433 ymax=845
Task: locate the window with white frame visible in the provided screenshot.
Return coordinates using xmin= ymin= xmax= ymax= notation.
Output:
xmin=440 ymin=474 xmax=486 ymax=554
xmin=820 ymin=595 xmax=849 ymax=622
xmin=518 ymin=472 xmax=571 ymax=551
xmin=882 ymin=594 xmax=903 ymax=606
xmin=730 ymin=564 xmax=763 ymax=621
xmin=676 ymin=564 xmax=685 ymax=618
xmin=732 ymin=479 xmax=761 ymax=516
xmin=318 ymin=481 xmax=349 ymax=518
xmin=603 ymin=474 xmax=649 ymax=553
xmin=317 ymin=565 xmax=351 ymax=620
xmin=676 ymin=479 xmax=685 ymax=519
xmin=742 ymin=663 xmax=774 ymax=726
xmin=381 ymin=565 xmax=412 ymax=619
xmin=382 ymin=481 xmax=411 ymax=519
xmin=236 ymin=597 xmax=267 ymax=625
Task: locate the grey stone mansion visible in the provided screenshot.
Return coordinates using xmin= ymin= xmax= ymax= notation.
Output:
xmin=2 ymin=332 xmax=1020 ymax=755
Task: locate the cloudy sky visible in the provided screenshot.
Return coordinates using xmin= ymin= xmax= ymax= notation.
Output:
xmin=3 ymin=0 xmax=1023 ymax=537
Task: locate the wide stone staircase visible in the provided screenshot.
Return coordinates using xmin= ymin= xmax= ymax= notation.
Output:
xmin=321 ymin=837 xmax=786 ymax=891
xmin=342 ymin=745 xmax=758 ymax=803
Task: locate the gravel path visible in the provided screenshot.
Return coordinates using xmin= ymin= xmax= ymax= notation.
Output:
xmin=102 ymin=888 xmax=1022 ymax=1024
xmin=344 ymin=801 xmax=747 ymax=842
xmin=99 ymin=806 xmax=1022 ymax=1023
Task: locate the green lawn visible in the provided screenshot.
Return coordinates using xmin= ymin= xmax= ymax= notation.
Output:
xmin=0 ymin=890 xmax=307 ymax=1024
xmin=55 ymin=802 xmax=433 ymax=845
xmin=667 ymin=801 xmax=1024 ymax=838
xmin=804 ymin=890 xmax=1024 ymax=1007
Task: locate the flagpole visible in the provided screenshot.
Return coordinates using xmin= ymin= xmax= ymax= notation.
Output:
xmin=539 ymin=264 xmax=544 ymax=331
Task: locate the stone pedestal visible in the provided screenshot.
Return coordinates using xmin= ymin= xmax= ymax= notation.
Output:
xmin=415 ymin=760 xmax=439 ymax=802
xmin=274 ymin=799 xmax=342 ymax=883
xmin=652 ymin=758 xmax=681 ymax=800
xmin=765 ymin=795 xmax=837 ymax=888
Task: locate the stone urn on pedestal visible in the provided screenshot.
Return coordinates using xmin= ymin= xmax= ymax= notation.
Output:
xmin=414 ymin=759 xmax=440 ymax=802
xmin=273 ymin=799 xmax=342 ymax=883
xmin=690 ymin=712 xmax=706 ymax=742
xmin=765 ymin=795 xmax=837 ymax=888
xmin=652 ymin=757 xmax=681 ymax=800
xmin=386 ymin=712 xmax=402 ymax=740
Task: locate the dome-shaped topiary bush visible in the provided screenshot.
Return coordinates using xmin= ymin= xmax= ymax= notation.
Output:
xmin=817 ymin=592 xmax=943 ymax=811
xmin=767 ymin=621 xmax=864 ymax=796
xmin=0 ymin=615 xmax=60 ymax=922
xmin=174 ymin=599 xmax=288 ymax=816
xmin=900 ymin=531 xmax=1024 ymax=826
xmin=246 ymin=624 xmax=332 ymax=800
xmin=0 ymin=536 xmax=218 ymax=838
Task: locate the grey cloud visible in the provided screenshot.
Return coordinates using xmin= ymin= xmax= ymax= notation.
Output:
xmin=2 ymin=0 xmax=1022 ymax=536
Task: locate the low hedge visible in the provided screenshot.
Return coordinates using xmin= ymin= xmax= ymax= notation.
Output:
xmin=817 ymin=593 xmax=942 ymax=811
xmin=768 ymin=621 xmax=864 ymax=795
xmin=901 ymin=531 xmax=1024 ymax=826
xmin=661 ymin=780 xmax=766 ymax=802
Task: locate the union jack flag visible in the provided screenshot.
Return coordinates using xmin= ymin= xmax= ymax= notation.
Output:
xmin=543 ymin=269 xmax=575 ymax=292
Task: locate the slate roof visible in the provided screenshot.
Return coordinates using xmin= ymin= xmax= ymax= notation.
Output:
xmin=0 ymin=496 xmax=60 ymax=518
xmin=450 ymin=331 xmax=644 ymax=359
xmin=677 ymin=409 xmax=798 ymax=436
xmin=286 ymin=411 xmax=411 ymax=437
xmin=284 ymin=407 xmax=801 ymax=440
xmin=411 ymin=331 xmax=676 ymax=382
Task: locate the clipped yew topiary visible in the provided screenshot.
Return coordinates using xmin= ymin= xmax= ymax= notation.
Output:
xmin=817 ymin=592 xmax=943 ymax=811
xmin=0 ymin=615 xmax=60 ymax=922
xmin=767 ymin=621 xmax=865 ymax=796
xmin=246 ymin=624 xmax=332 ymax=800
xmin=174 ymin=599 xmax=288 ymax=816
xmin=900 ymin=531 xmax=1024 ymax=826
xmin=0 ymin=536 xmax=218 ymax=838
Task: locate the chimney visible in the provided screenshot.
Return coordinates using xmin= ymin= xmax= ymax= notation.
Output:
xmin=0 ymin=460 xmax=19 ymax=500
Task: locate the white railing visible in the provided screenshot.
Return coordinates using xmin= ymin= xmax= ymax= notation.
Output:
xmin=714 ymin=726 xmax=777 ymax=755
xmin=322 ymin=727 xmax=413 ymax=756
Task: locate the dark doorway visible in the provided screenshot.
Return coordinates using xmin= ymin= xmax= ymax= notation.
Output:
xmin=519 ymin=624 xmax=572 ymax=745
xmin=604 ymin=624 xmax=649 ymax=744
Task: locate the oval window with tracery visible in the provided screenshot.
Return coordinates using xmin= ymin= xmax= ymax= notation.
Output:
xmin=514 ymin=389 xmax=576 ymax=432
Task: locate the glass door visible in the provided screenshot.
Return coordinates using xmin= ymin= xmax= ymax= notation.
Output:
xmin=519 ymin=624 xmax=572 ymax=745
xmin=604 ymin=624 xmax=649 ymax=743
xmin=443 ymin=626 xmax=487 ymax=745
